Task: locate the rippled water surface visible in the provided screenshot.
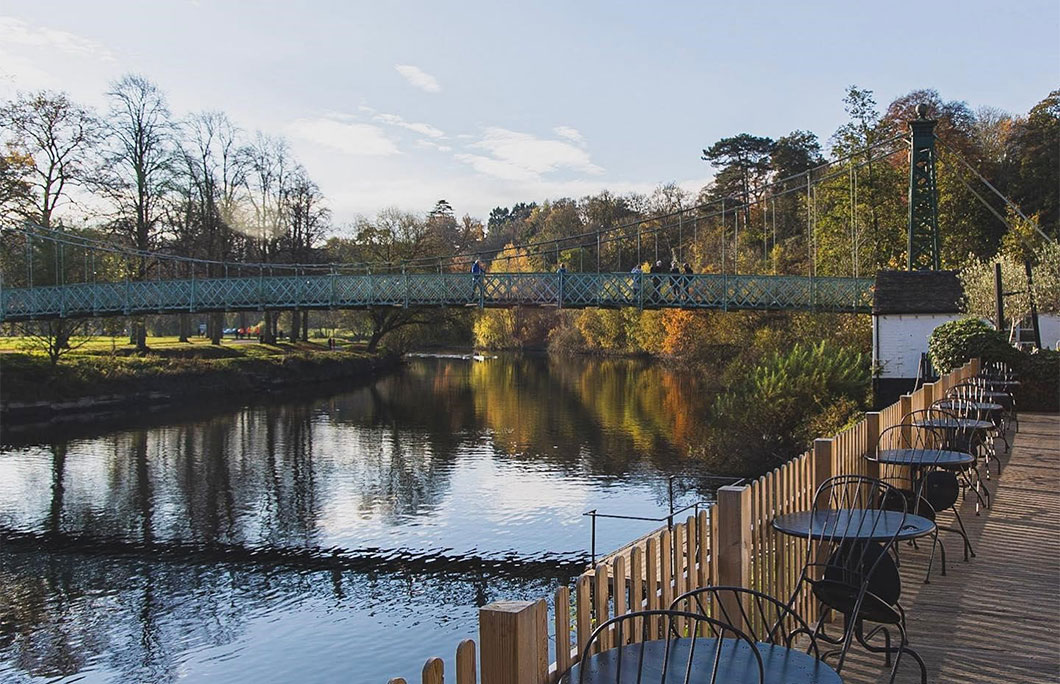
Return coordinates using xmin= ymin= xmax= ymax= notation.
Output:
xmin=0 ymin=355 xmax=724 ymax=683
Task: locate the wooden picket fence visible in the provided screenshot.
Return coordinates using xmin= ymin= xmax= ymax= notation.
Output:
xmin=387 ymin=359 xmax=981 ymax=684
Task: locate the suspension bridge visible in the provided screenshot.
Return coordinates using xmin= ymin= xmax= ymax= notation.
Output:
xmin=2 ymin=110 xmax=1033 ymax=325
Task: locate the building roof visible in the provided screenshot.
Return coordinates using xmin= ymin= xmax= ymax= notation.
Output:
xmin=873 ymin=270 xmax=964 ymax=315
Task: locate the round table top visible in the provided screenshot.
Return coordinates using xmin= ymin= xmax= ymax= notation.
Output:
xmin=933 ymin=400 xmax=1004 ymax=413
xmin=772 ymin=509 xmax=935 ymax=542
xmin=877 ymin=448 xmax=975 ymax=467
xmin=560 ymin=638 xmax=841 ymax=684
xmin=980 ymin=390 xmax=1013 ymax=400
xmin=976 ymin=377 xmax=1020 ymax=387
xmin=914 ymin=417 xmax=994 ymax=431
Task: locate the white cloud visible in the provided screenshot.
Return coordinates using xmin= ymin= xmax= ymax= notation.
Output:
xmin=394 ymin=64 xmax=441 ymax=93
xmin=457 ymin=127 xmax=604 ymax=181
xmin=287 ymin=116 xmax=399 ymax=156
xmin=416 ymin=139 xmax=452 ymax=152
xmin=0 ymin=16 xmax=116 ymax=62
xmin=553 ymin=126 xmax=586 ymax=146
xmin=373 ymin=112 xmax=445 ymax=139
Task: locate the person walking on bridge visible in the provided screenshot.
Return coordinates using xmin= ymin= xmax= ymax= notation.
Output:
xmin=470 ymin=258 xmax=485 ymax=301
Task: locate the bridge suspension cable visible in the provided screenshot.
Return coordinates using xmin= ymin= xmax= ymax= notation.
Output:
xmin=1 ymin=131 xmax=909 ymax=284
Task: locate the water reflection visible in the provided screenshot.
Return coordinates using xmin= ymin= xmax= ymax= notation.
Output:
xmin=0 ymin=355 xmax=721 ymax=682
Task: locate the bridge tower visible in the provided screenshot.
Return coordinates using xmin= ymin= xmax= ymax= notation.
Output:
xmin=907 ymin=104 xmax=940 ymax=270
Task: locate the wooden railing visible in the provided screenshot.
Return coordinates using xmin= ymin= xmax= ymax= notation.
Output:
xmin=387 ymin=359 xmax=981 ymax=684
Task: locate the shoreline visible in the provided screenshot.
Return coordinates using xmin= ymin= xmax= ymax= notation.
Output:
xmin=0 ymin=347 xmax=402 ymax=433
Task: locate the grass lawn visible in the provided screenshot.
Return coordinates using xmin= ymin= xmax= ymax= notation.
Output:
xmin=0 ymin=335 xmax=365 ymax=360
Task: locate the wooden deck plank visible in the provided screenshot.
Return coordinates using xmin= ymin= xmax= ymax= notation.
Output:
xmin=840 ymin=412 xmax=1060 ymax=683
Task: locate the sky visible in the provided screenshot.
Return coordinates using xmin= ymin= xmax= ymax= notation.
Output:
xmin=1 ymin=0 xmax=1057 ymax=228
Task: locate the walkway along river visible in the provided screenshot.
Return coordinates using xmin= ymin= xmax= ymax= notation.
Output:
xmin=0 ymin=354 xmax=741 ymax=683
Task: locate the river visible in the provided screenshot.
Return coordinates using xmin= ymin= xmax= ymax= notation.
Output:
xmin=0 ymin=354 xmax=732 ymax=683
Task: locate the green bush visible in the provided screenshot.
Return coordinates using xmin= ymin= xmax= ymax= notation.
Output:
xmin=928 ymin=318 xmax=1018 ymax=373
xmin=929 ymin=318 xmax=1058 ymax=411
xmin=705 ymin=341 xmax=870 ymax=474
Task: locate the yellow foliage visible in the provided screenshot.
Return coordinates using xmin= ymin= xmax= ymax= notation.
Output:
xmin=631 ymin=310 xmax=667 ymax=354
xmin=661 ymin=309 xmax=709 ymax=356
xmin=575 ymin=309 xmax=626 ymax=351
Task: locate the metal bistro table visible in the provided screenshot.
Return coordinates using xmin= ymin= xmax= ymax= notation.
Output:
xmin=560 ymin=637 xmax=841 ymax=684
xmin=772 ymin=509 xmax=935 ymax=543
xmin=932 ymin=400 xmax=1004 ymax=416
xmin=913 ymin=417 xmax=994 ymax=452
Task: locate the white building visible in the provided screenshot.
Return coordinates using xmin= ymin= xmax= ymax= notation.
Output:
xmin=872 ymin=270 xmax=964 ymax=407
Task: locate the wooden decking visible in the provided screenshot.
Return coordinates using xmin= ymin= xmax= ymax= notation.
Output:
xmin=842 ymin=412 xmax=1060 ymax=683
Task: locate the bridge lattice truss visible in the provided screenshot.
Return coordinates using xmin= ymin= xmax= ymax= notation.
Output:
xmin=0 ymin=272 xmax=873 ymax=322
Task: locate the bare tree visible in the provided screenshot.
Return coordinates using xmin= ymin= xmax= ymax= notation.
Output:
xmin=245 ymin=133 xmax=291 ymax=344
xmin=281 ymin=166 xmax=329 ymax=340
xmin=180 ymin=111 xmax=249 ymax=344
xmin=97 ymin=75 xmax=177 ymax=349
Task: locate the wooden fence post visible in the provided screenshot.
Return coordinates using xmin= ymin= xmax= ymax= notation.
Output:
xmin=714 ymin=485 xmax=751 ymax=591
xmin=456 ymin=639 xmax=477 ymax=684
xmin=899 ymin=395 xmax=913 ymax=441
xmin=479 ymin=600 xmax=548 ymax=684
xmin=864 ymin=412 xmax=881 ymax=479
xmin=714 ymin=486 xmax=751 ymax=626
xmin=970 ymin=357 xmax=980 ymax=376
xmin=422 ymin=658 xmax=444 ymax=684
xmin=923 ymin=381 xmax=935 ymax=409
xmin=812 ymin=438 xmax=834 ymax=494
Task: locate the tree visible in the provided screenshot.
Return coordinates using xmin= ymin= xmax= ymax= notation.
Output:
xmin=830 ymin=86 xmax=904 ymax=272
xmin=0 ymin=91 xmax=100 ymax=358
xmin=179 ymin=111 xmax=250 ymax=344
xmin=1007 ymin=91 xmax=1060 ymax=239
xmin=337 ymin=209 xmax=462 ymax=352
xmin=280 ymin=166 xmax=330 ymax=340
xmin=701 ymin=134 xmax=774 ymax=226
xmin=97 ymin=75 xmax=177 ymax=349
xmin=0 ymin=147 xmax=33 ymax=216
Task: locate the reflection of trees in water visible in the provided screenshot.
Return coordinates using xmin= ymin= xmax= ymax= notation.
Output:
xmin=30 ymin=407 xmax=324 ymax=553
xmin=466 ymin=356 xmax=705 ymax=475
xmin=0 ymin=548 xmax=561 ymax=683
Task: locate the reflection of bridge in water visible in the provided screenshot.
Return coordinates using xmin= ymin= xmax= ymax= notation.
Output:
xmin=0 ymin=271 xmax=873 ymax=322
xmin=0 ymin=528 xmax=588 ymax=581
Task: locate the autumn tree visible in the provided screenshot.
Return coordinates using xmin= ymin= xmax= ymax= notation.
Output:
xmin=0 ymin=91 xmax=99 ymax=358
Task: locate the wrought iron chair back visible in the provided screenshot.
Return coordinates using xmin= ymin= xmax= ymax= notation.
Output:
xmin=670 ymin=586 xmax=820 ymax=658
xmin=575 ymin=609 xmax=764 ymax=684
xmin=946 ymin=381 xmax=985 ymax=403
xmin=791 ymin=476 xmax=910 ymax=676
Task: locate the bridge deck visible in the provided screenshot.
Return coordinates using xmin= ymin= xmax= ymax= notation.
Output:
xmin=0 ymin=272 xmax=874 ymax=321
xmin=841 ymin=412 xmax=1060 ymax=683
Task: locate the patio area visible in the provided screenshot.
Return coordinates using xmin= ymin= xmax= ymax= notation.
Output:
xmin=842 ymin=412 xmax=1060 ymax=683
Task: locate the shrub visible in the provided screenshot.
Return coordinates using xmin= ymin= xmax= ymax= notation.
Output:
xmin=928 ymin=318 xmax=1059 ymax=411
xmin=706 ymin=341 xmax=870 ymax=474
xmin=927 ymin=318 xmax=1017 ymax=373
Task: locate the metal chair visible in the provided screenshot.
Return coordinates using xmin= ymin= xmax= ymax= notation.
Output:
xmin=933 ymin=396 xmax=1001 ymax=475
xmin=670 ymin=586 xmax=821 ymax=658
xmin=904 ymin=406 xmax=991 ymax=513
xmin=573 ymin=610 xmax=764 ymax=684
xmin=789 ymin=475 xmax=927 ymax=684
xmin=873 ymin=424 xmax=974 ymax=582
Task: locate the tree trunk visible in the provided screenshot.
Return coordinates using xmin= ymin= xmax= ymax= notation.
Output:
xmin=301 ymin=310 xmax=309 ymax=341
xmin=366 ymin=330 xmax=383 ymax=353
xmin=178 ymin=313 xmax=190 ymax=343
xmin=134 ymin=319 xmax=148 ymax=351
xmin=210 ymin=312 xmax=223 ymax=345
xmin=289 ymin=310 xmax=300 ymax=342
xmin=262 ymin=311 xmax=276 ymax=344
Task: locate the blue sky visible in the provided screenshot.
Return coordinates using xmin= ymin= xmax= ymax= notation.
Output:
xmin=1 ymin=0 xmax=1057 ymax=226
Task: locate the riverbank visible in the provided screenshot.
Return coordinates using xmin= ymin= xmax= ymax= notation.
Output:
xmin=0 ymin=338 xmax=401 ymax=428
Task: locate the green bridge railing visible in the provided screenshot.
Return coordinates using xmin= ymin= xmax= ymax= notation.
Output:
xmin=0 ymin=272 xmax=874 ymax=322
